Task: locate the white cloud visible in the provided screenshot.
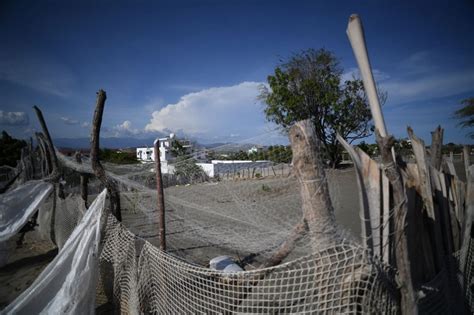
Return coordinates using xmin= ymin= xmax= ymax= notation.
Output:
xmin=0 ymin=111 xmax=29 ymax=125
xmin=81 ymin=122 xmax=90 ymax=128
xmin=398 ymin=50 xmax=437 ymax=75
xmin=381 ymin=68 xmax=474 ymax=105
xmin=60 ymin=116 xmax=80 ymax=125
xmin=110 ymin=120 xmax=140 ymax=137
xmin=145 ymin=82 xmax=272 ymax=141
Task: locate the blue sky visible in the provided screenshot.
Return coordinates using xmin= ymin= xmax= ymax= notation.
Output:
xmin=0 ymin=0 xmax=473 ymax=145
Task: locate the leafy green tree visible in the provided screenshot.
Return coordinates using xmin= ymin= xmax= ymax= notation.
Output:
xmin=99 ymin=149 xmax=138 ymax=164
xmin=260 ymin=48 xmax=384 ymax=168
xmin=454 ymin=97 xmax=474 ymax=139
xmin=0 ymin=131 xmax=27 ymax=167
xmin=171 ymin=139 xmax=206 ymax=181
xmin=357 ymin=141 xmax=379 ymax=157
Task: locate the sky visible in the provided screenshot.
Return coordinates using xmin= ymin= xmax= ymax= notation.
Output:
xmin=1 ymin=0 xmax=473 ymax=146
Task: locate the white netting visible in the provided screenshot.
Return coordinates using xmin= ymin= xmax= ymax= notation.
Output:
xmin=37 ymin=186 xmax=87 ymax=249
xmin=2 ymin=140 xmax=473 ymax=313
xmin=1 ymin=189 xmax=106 ymax=315
xmin=98 ymin=214 xmax=399 ymax=314
xmin=0 ymin=181 xmax=53 ymax=267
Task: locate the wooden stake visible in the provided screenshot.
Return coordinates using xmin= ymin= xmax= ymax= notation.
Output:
xmin=33 ymin=106 xmax=60 ymax=181
xmin=430 ymin=126 xmax=444 ymax=170
xmin=464 ymin=145 xmax=471 ymax=181
xmin=75 ymin=151 xmax=89 ymax=208
xmin=154 ymin=139 xmax=167 ymax=251
xmin=90 ymin=90 xmax=122 ymax=221
xmin=376 ymin=130 xmax=417 ymax=315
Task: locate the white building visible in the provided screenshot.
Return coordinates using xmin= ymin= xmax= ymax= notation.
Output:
xmin=136 ymin=134 xmax=177 ymax=163
xmin=247 ymin=145 xmax=263 ymax=155
xmin=136 ymin=134 xmax=194 ymax=173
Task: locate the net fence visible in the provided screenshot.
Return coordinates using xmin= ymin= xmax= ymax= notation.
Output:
xmin=1 ymin=139 xmax=473 ymax=314
xmin=98 ymin=214 xmax=399 ymax=314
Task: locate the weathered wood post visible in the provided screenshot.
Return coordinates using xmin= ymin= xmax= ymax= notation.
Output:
xmin=154 ymin=139 xmax=167 ymax=251
xmin=464 ymin=145 xmax=471 ymax=180
xmin=33 ymin=106 xmax=60 ymax=181
xmin=430 ymin=126 xmax=443 ymax=170
xmin=36 ymin=133 xmax=51 ymax=177
xmin=90 ymin=89 xmax=122 ymax=221
xmin=376 ymin=130 xmax=417 ymax=315
xmin=75 ymin=151 xmax=89 ymax=208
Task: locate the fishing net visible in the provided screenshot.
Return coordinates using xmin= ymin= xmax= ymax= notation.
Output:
xmin=2 ymin=139 xmax=473 ymax=314
xmin=1 ymin=190 xmax=106 ymax=314
xmin=98 ymin=214 xmax=399 ymax=314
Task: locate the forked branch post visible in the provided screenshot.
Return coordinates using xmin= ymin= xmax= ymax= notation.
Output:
xmin=91 ymin=89 xmax=122 ymax=221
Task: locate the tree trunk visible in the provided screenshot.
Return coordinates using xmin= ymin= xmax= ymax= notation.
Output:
xmin=90 ymin=90 xmax=122 ymax=221
xmin=289 ymin=120 xmax=337 ymax=245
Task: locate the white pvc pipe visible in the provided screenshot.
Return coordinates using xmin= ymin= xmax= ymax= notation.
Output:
xmin=346 ymin=14 xmax=388 ymax=138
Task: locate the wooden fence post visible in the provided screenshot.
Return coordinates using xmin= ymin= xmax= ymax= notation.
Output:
xmin=90 ymin=89 xmax=122 ymax=221
xmin=464 ymin=145 xmax=471 ymax=180
xmin=33 ymin=106 xmax=60 ymax=181
xmin=154 ymin=139 xmax=167 ymax=251
xmin=75 ymin=151 xmax=89 ymax=208
xmin=376 ymin=130 xmax=417 ymax=315
xmin=430 ymin=126 xmax=443 ymax=170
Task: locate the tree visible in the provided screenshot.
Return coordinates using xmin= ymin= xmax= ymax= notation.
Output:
xmin=259 ymin=48 xmax=384 ymax=168
xmin=171 ymin=139 xmax=206 ymax=181
xmin=454 ymin=97 xmax=474 ymax=139
xmin=0 ymin=131 xmax=27 ymax=167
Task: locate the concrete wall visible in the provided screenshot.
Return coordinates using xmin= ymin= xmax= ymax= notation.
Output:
xmin=196 ymin=163 xmax=214 ymax=177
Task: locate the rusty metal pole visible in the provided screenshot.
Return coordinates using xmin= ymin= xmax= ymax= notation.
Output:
xmin=154 ymin=139 xmax=166 ymax=251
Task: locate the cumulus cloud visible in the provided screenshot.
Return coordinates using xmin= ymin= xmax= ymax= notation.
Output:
xmin=145 ymin=81 xmax=271 ymax=141
xmin=0 ymin=111 xmax=29 ymax=126
xmin=110 ymin=120 xmax=141 ymax=137
xmin=60 ymin=116 xmax=80 ymax=125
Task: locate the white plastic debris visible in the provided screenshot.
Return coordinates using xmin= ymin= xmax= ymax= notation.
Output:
xmin=0 ymin=180 xmax=53 ymax=243
xmin=1 ymin=189 xmax=107 ymax=315
xmin=209 ymin=255 xmax=243 ymax=273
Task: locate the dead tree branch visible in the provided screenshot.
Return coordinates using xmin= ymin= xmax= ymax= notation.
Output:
xmin=33 ymin=106 xmax=60 ymax=182
xmin=90 ymin=89 xmax=122 ymax=221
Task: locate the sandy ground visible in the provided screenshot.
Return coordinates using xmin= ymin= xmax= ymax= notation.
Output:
xmin=122 ymin=167 xmax=361 ymax=266
xmin=0 ymin=231 xmax=56 ymax=308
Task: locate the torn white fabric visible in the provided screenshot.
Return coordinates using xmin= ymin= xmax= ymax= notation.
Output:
xmin=1 ymin=189 xmax=107 ymax=315
xmin=0 ymin=181 xmax=53 ymax=242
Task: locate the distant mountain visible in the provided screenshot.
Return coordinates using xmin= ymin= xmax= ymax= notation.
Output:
xmin=54 ymin=137 xmax=266 ymax=152
xmin=54 ymin=137 xmax=158 ymax=149
xmin=205 ymin=142 xmax=261 ymax=153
